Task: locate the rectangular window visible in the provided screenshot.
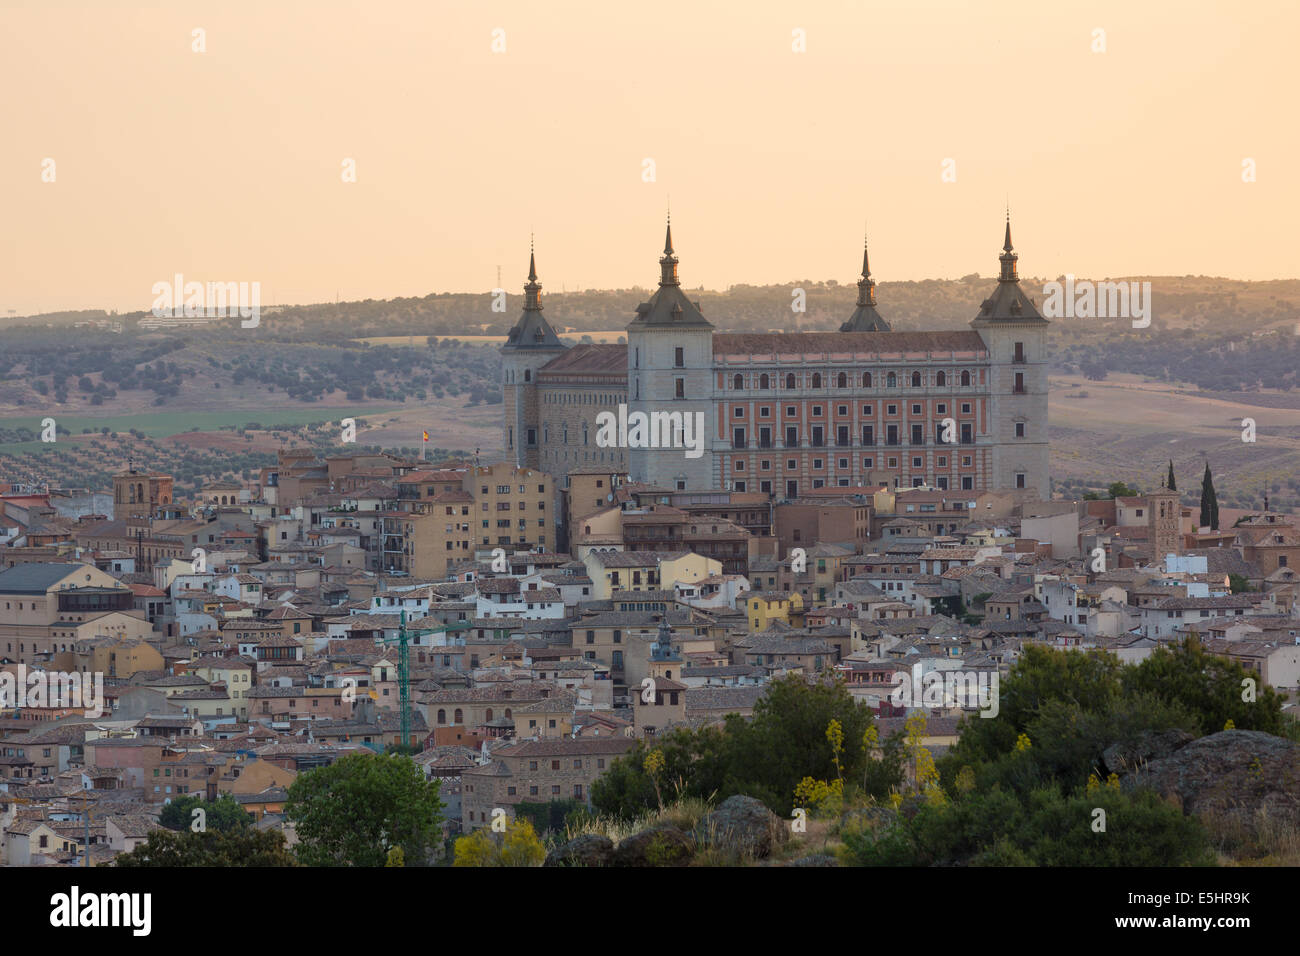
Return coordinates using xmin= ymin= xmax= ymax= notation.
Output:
xmin=674 ymin=347 xmax=684 ymax=367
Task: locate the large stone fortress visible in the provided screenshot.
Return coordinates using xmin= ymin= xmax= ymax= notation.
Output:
xmin=502 ymin=219 xmax=1049 ymax=498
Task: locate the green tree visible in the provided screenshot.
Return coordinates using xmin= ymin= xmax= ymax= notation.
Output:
xmin=1107 ymin=480 xmax=1140 ymax=499
xmin=839 ymin=785 xmax=1212 ymax=867
xmin=115 ymin=827 xmax=297 ymax=867
xmin=285 ymin=752 xmax=444 ymax=866
xmin=720 ymin=674 xmax=891 ymax=815
xmin=158 ymin=794 xmax=252 ymax=833
xmin=1124 ymin=636 xmax=1288 ymax=736
xmin=1228 ymin=573 xmax=1254 ymax=594
xmin=1200 ymin=463 xmax=1219 ymax=530
xmin=1166 ymin=460 xmax=1177 ymax=492
xmin=590 ymin=726 xmax=728 ymax=819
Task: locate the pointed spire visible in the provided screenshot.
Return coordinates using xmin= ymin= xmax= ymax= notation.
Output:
xmin=523 ymin=240 xmax=543 ymax=312
xmin=659 ymin=212 xmax=680 ymax=287
xmin=841 ymin=231 xmax=889 ymax=331
xmin=856 ymin=234 xmax=876 ymax=308
xmin=998 ymin=209 xmax=1019 ymax=283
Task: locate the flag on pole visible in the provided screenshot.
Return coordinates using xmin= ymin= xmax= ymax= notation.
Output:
xmin=422 ymin=431 xmax=429 ymax=442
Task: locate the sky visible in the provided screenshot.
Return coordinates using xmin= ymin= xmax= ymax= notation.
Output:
xmin=1 ymin=0 xmax=1295 ymax=316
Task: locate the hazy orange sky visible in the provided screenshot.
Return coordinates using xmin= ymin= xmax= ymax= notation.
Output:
xmin=2 ymin=0 xmax=1294 ymax=316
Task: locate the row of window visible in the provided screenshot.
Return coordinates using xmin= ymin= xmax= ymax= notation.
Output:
xmin=734 ymin=400 xmax=973 ymax=418
xmin=543 ymin=392 xmax=625 ymax=405
xmin=728 ymin=476 xmax=982 ymax=494
xmin=728 ymin=369 xmax=979 ymax=390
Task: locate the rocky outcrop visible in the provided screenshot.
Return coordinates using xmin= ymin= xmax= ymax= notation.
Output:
xmin=612 ymin=824 xmax=694 ymax=867
xmin=694 ymin=795 xmax=790 ymax=860
xmin=1102 ymin=729 xmax=1195 ymax=775
xmin=1123 ymin=730 xmax=1300 ymax=829
xmin=544 ymin=834 xmax=614 ymax=868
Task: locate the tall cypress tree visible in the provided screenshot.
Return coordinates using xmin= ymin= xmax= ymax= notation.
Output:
xmin=1200 ymin=463 xmax=1219 ymax=531
xmin=1167 ymin=460 xmax=1177 ymax=492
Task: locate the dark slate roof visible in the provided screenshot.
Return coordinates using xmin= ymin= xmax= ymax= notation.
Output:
xmin=502 ymin=310 xmax=567 ymax=351
xmin=969 ymin=221 xmax=1048 ymax=327
xmin=501 ymin=252 xmax=568 ymax=353
xmin=0 ymin=562 xmax=84 ymax=594
xmin=626 ymin=224 xmax=714 ymax=330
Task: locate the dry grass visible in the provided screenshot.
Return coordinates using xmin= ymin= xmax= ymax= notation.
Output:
xmin=1200 ymin=808 xmax=1300 ymax=866
xmin=562 ymin=796 xmax=713 ymax=846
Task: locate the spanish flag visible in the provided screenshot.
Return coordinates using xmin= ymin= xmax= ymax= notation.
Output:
xmin=422 ymin=431 xmax=429 ymax=442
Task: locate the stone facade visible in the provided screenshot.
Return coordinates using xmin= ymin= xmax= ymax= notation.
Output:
xmin=502 ymin=220 xmax=1050 ymax=499
xmin=460 ymin=736 xmax=637 ymax=829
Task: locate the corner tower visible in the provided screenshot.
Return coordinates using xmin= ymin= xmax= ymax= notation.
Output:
xmin=500 ymin=245 xmax=568 ymax=468
xmin=625 ymin=218 xmax=715 ymax=490
xmin=970 ymin=214 xmax=1050 ymax=498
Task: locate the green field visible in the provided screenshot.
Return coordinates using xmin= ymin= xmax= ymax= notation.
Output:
xmin=0 ymin=406 xmax=402 ymax=449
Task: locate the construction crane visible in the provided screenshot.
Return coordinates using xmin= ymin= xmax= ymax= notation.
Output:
xmin=377 ymin=612 xmax=473 ymax=750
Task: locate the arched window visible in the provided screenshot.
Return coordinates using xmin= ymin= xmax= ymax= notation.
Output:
xmin=504 ymin=708 xmax=512 ymax=719
xmin=733 ymin=374 xmax=743 ymax=390
xmin=437 ymin=709 xmax=446 ymax=725
xmin=485 ymin=708 xmax=493 ymax=721
xmin=961 ymin=370 xmax=971 ymax=387
xmin=759 ymin=373 xmax=770 ymax=389
xmin=862 ymin=372 xmax=872 ymax=388
xmin=886 ymin=372 xmax=897 ymax=388
xmin=786 ymin=373 xmax=796 ymax=389
xmin=454 ymin=708 xmax=463 ymax=724
xmin=812 ymin=373 xmax=822 ymax=389
xmin=837 ymin=372 xmax=847 ymax=389
xmin=911 ymin=372 xmax=921 ymax=388
xmin=936 ymin=371 xmax=946 ymax=387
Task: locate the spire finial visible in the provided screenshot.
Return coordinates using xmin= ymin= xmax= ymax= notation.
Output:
xmin=658 ymin=210 xmax=679 ymax=286
xmin=998 ymin=209 xmax=1019 ymax=283
xmin=855 ymin=230 xmax=877 ymax=308
xmin=523 ymin=237 xmax=543 ymax=310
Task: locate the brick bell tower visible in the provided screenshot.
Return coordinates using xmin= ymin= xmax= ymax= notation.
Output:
xmin=1148 ymin=475 xmax=1182 ymax=564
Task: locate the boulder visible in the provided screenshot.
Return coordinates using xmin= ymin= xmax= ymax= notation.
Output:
xmin=1123 ymin=730 xmax=1300 ymax=830
xmin=612 ymin=824 xmax=693 ymax=867
xmin=694 ymin=795 xmax=790 ymax=860
xmin=1102 ymin=729 xmax=1195 ymax=776
xmin=544 ymin=833 xmax=614 ymax=868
